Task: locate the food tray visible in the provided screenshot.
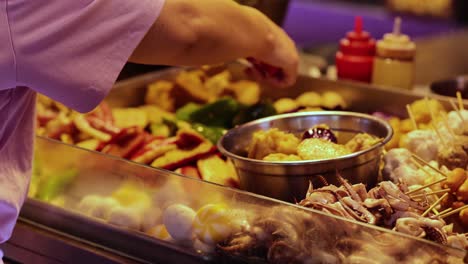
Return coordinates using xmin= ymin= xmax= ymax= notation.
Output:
xmin=22 ymin=137 xmax=466 ymax=263
xmin=107 ymin=63 xmax=468 ymax=116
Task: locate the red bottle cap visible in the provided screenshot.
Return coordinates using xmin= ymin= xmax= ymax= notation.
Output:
xmin=339 ymin=16 xmax=376 ymax=56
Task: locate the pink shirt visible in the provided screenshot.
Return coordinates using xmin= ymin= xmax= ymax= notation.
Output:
xmin=0 ymin=0 xmax=165 ymax=259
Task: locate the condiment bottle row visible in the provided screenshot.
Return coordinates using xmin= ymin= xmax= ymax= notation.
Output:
xmin=335 ymin=16 xmax=416 ymax=90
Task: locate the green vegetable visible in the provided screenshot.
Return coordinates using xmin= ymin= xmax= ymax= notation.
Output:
xmin=149 ymin=118 xmax=179 ymax=137
xmin=192 ymin=123 xmax=226 ymax=144
xmin=149 ymin=123 xmax=170 ymax=137
xmin=163 ymin=118 xmax=179 ymax=136
xmin=232 ymin=102 xmax=277 ymax=127
xmin=189 ymin=97 xmax=241 ymax=127
xmin=37 ymin=169 xmax=78 ymax=202
xmin=176 ymin=103 xmax=202 ymax=121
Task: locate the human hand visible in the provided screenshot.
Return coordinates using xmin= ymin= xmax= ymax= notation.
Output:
xmin=247 ymin=12 xmax=299 ymax=87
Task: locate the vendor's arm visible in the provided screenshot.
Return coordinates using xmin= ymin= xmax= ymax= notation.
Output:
xmin=130 ymin=0 xmax=298 ymax=86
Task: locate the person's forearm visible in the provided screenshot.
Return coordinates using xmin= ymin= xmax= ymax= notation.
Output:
xmin=130 ymin=0 xmax=277 ymax=66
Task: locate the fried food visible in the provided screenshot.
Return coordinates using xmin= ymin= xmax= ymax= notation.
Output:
xmin=298 ymin=138 xmax=351 ymax=160
xmin=247 ymin=128 xmax=300 ymax=160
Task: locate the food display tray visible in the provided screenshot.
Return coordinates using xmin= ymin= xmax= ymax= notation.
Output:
xmin=23 ymin=65 xmax=468 ymax=262
xmin=21 ymin=137 xmax=466 ymax=263
xmin=106 ymin=63 xmax=468 ymax=116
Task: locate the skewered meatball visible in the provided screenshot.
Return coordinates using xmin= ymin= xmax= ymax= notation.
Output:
xmin=383 ymin=148 xmax=418 ymax=183
xmin=446 ymin=110 xmax=468 ymax=135
xmin=401 ymin=130 xmax=439 ymax=162
xmin=438 ymin=145 xmax=468 ymax=170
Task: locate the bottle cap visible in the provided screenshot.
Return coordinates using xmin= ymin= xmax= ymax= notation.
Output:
xmin=376 ymin=17 xmax=416 ymax=60
xmin=339 ymin=16 xmax=376 ymax=56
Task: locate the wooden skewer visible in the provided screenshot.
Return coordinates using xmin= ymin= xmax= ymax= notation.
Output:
xmin=428 ymin=96 xmax=456 ymax=140
xmin=439 ymin=204 xmax=468 ymax=219
xmin=410 ymin=188 xmax=451 ymax=199
xmin=435 ymin=207 xmax=452 ymax=216
xmin=405 ymin=177 xmax=447 ymax=195
xmin=406 ymin=104 xmax=418 ymax=130
xmin=440 ymin=112 xmax=456 ymax=139
xmin=421 ymin=193 xmax=448 ymax=217
xmin=431 ymin=123 xmax=448 ymax=147
xmin=450 ymin=100 xmax=465 ymax=122
xmin=450 ymin=99 xmax=460 ymax=111
xmin=456 ymin=91 xmax=464 ymax=111
xmin=425 ymin=97 xmax=436 ymax=122
xmin=425 ymin=97 xmax=451 ymax=146
xmin=411 ymin=157 xmax=434 ymax=179
xmin=411 ymin=154 xmax=449 ymax=179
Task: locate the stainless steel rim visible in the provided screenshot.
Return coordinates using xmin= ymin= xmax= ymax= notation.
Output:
xmin=217 ymin=111 xmax=393 ymax=166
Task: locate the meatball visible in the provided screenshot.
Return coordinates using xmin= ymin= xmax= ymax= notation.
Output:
xmin=437 ymin=144 xmax=468 ymax=170
xmin=401 ymin=130 xmax=439 ymax=162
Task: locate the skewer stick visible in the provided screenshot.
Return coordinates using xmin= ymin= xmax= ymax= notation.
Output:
xmin=410 ymin=188 xmax=451 ymax=199
xmin=424 ymin=97 xmax=449 ymax=146
xmin=440 ymin=112 xmax=456 ymax=139
xmin=449 ymin=100 xmax=465 ymax=122
xmin=435 ymin=207 xmax=452 ymax=216
xmin=439 ymin=204 xmax=468 ymax=219
xmin=431 ymin=123 xmax=448 ymax=147
xmin=406 ymin=104 xmax=418 ymax=130
xmin=411 ymin=154 xmax=448 ymax=179
xmin=429 ymin=96 xmax=456 ymax=140
xmin=456 ymin=91 xmax=464 ymax=111
xmin=421 ymin=193 xmax=448 ymax=217
xmin=425 ymin=97 xmax=436 ymax=123
xmin=411 ymin=157 xmax=434 ymax=178
xmin=424 ymin=97 xmax=450 ymax=146
xmin=405 ymin=178 xmax=447 ymax=195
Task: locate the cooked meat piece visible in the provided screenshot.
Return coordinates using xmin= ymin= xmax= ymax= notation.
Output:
xmin=345 ymin=133 xmax=381 ymax=152
xmin=247 ymin=128 xmax=300 ymax=160
xmin=401 ymin=130 xmax=439 ymax=162
xmin=446 ymin=110 xmax=468 ymax=135
xmin=297 ymin=138 xmax=350 ymax=160
xmin=437 ymin=144 xmax=468 ymax=170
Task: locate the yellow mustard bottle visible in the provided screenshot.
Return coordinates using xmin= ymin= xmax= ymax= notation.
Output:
xmin=372 ymin=17 xmax=416 ymax=90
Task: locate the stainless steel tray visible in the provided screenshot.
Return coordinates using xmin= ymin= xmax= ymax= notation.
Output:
xmin=24 ymin=66 xmax=468 ymax=263
xmin=23 ymin=137 xmax=211 ymax=264
xmin=20 ymin=200 xmax=206 ymax=264
xmin=21 ymin=136 xmax=466 ymax=263
xmin=107 ymin=63 xmax=468 ymax=116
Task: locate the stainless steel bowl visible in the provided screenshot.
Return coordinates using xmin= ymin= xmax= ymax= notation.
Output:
xmin=218 ymin=111 xmax=393 ymax=202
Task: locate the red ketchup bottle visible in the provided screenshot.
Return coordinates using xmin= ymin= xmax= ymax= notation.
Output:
xmin=335 ymin=16 xmax=376 ymax=83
